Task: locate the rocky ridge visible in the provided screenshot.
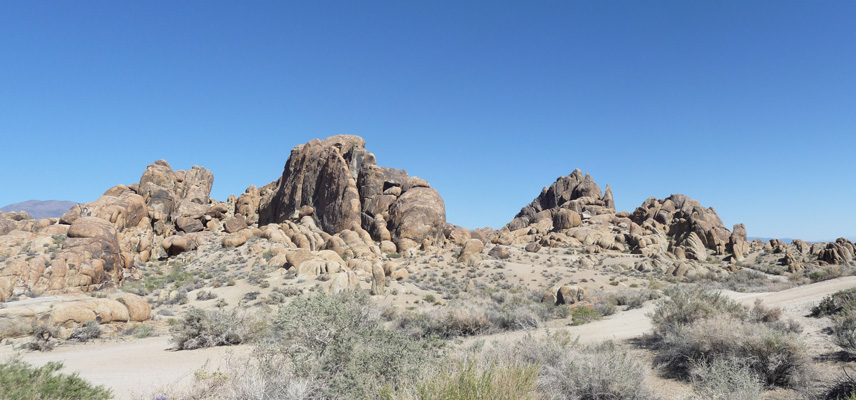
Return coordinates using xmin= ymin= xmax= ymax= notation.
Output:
xmin=1 ymin=134 xmax=853 ymax=338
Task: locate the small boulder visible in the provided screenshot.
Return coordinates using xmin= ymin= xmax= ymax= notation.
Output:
xmin=524 ymin=242 xmax=542 ymax=253
xmin=488 ymin=246 xmax=511 ymax=260
xmin=390 ymin=269 xmax=409 ymax=281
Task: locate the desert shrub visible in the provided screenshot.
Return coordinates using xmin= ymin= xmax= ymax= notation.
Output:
xmin=809 ymin=265 xmax=845 ymax=282
xmin=504 ymin=332 xmax=654 ymax=400
xmin=687 ymin=358 xmax=763 ymax=400
xmin=748 ymin=298 xmax=782 ymax=323
xmin=397 ymin=295 xmax=551 ymax=339
xmin=416 ymin=358 xmax=538 ymax=400
xmin=650 ymin=286 xmax=746 ymax=338
xmin=150 ymin=352 xmax=316 ymax=400
xmin=195 ymin=290 xmax=218 ymax=301
xmin=170 ymin=307 xmax=263 ymax=350
xmin=130 ymin=325 xmax=153 ymax=339
xmin=570 ymin=306 xmax=602 ymax=325
xmin=487 ymin=298 xmax=551 ymax=331
xmin=268 ymin=291 xmax=431 ymax=399
xmin=593 ymin=297 xmax=617 ymax=316
xmin=812 ymin=288 xmax=856 ymax=317
xmin=609 ymin=289 xmax=657 ymax=309
xmin=68 ymin=321 xmax=101 ymax=342
xmin=824 ymin=369 xmax=856 ymax=400
xmin=655 ymin=315 xmax=810 ymax=387
xmin=0 ymin=358 xmax=112 ymax=400
xmin=831 ymin=311 xmax=856 ymax=357
xmin=650 ymin=287 xmax=811 ymax=388
xmin=27 ymin=324 xmax=59 ymax=352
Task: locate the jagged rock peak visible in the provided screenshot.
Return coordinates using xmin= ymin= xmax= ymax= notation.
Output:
xmin=630 ymin=194 xmax=734 ymax=255
xmin=257 ymin=135 xmax=446 ymax=252
xmin=505 ymin=169 xmax=614 ymax=231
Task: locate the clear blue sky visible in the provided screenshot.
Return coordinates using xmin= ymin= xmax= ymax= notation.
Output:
xmin=1 ymin=1 xmax=854 ymax=241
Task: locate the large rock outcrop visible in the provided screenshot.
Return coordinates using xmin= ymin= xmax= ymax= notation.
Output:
xmin=631 ymin=194 xmax=733 ymax=256
xmin=506 ymin=169 xmax=614 ymax=231
xmin=0 ymin=293 xmax=150 ymax=339
xmin=137 ymin=160 xmax=214 ymax=225
xmin=259 ymin=135 xmax=446 ymax=251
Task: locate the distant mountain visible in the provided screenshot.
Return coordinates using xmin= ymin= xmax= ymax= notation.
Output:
xmin=750 ymin=236 xmax=856 ymax=244
xmin=749 ymin=237 xmax=795 ymax=244
xmin=0 ymin=200 xmax=78 ymax=219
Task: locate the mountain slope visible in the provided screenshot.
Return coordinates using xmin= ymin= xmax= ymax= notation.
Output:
xmin=0 ymin=200 xmax=78 ymax=219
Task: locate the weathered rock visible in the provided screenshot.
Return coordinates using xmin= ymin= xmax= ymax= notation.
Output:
xmin=728 ymin=223 xmax=749 ymax=261
xmin=602 ymin=184 xmax=616 ymax=211
xmin=793 ymin=239 xmax=811 ymax=254
xmin=236 ymin=185 xmax=261 ymax=223
xmin=371 ymin=263 xmax=385 ymax=295
xmin=390 ymin=268 xmax=409 ymax=281
xmin=260 ymin=136 xmax=365 ymax=233
xmin=382 ymin=261 xmax=397 ymax=276
xmin=222 ymin=233 xmax=248 ymax=248
xmin=60 ymin=190 xmax=147 ymax=232
xmin=488 ymin=245 xmax=511 ymax=260
xmin=683 ymin=232 xmax=707 ymax=261
xmin=325 ymin=271 xmax=359 ymax=293
xmin=175 ymin=216 xmax=203 ymax=233
xmin=380 ymin=240 xmax=397 ymax=254
xmin=223 ymin=215 xmax=248 ymax=234
xmin=0 ymin=293 xmax=151 ymax=338
xmin=818 ymin=239 xmax=856 ymax=265
xmin=783 ymin=250 xmax=804 ymax=272
xmin=163 ymin=235 xmax=197 ymax=256
xmin=524 ymin=242 xmax=542 ymax=253
xmin=632 ymin=194 xmax=732 ymax=255
xmin=446 ymin=225 xmax=472 ymax=246
xmin=206 ymin=203 xmax=228 ymax=220
xmin=506 ymin=169 xmax=611 ymax=231
xmin=458 ymin=239 xmax=485 ymax=266
xmin=552 ymin=209 xmax=582 ymax=231
xmin=556 ymin=285 xmax=587 ymax=305
xmin=138 ymin=160 xmax=214 ymax=221
xmin=388 ymin=187 xmax=446 ymax=250
xmin=0 ymin=214 xmax=16 ymax=236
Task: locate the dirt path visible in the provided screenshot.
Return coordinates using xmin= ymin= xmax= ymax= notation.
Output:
xmin=0 ymin=336 xmax=252 ymax=400
xmin=2 ymin=277 xmax=855 ymax=400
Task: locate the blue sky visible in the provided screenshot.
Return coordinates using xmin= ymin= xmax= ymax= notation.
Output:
xmin=1 ymin=1 xmax=854 ymax=240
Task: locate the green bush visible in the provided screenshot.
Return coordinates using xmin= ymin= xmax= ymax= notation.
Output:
xmin=269 ymin=291 xmax=432 ymax=399
xmin=812 ymin=287 xmax=856 ymax=317
xmin=131 ymin=325 xmax=153 ymax=339
xmin=416 ymin=358 xmax=538 ymax=400
xmin=0 ymin=359 xmax=112 ymax=400
xmin=570 ymin=306 xmax=602 ymax=325
xmin=650 ymin=286 xmax=746 ymax=339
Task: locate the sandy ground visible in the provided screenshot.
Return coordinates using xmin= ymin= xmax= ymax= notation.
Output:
xmin=0 ymin=335 xmax=252 ymax=400
xmin=2 ymin=276 xmax=855 ymax=400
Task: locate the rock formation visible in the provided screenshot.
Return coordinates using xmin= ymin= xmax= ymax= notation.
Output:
xmin=630 ymin=194 xmax=733 ymax=258
xmin=506 ymin=169 xmax=614 ymax=232
xmin=258 ymin=135 xmax=446 ymax=252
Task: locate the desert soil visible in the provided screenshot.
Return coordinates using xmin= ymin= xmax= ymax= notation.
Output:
xmin=2 ymin=276 xmax=855 ymax=400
